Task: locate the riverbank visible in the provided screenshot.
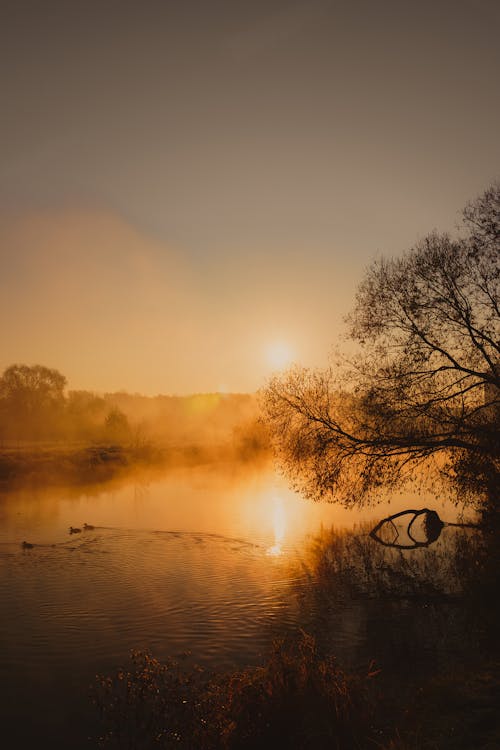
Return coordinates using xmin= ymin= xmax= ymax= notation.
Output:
xmin=0 ymin=439 xmax=271 ymax=489
xmin=0 ymin=443 xmax=163 ymax=486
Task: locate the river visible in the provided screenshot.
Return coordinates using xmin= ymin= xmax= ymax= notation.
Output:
xmin=0 ymin=461 xmax=470 ymax=748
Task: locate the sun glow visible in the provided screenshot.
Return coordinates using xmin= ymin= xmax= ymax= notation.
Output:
xmin=265 ymin=340 xmax=294 ymax=371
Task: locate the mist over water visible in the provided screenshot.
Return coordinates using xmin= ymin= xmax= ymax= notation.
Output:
xmin=0 ymin=462 xmax=471 ymax=748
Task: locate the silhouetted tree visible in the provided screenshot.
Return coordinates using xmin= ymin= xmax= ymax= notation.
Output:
xmin=104 ymin=407 xmax=131 ymax=444
xmin=262 ymin=184 xmax=500 ymax=506
xmin=0 ymin=364 xmax=67 ymax=441
xmin=65 ymin=390 xmax=107 ymax=441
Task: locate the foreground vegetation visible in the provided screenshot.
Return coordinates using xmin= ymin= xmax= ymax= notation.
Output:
xmin=95 ymin=634 xmax=376 ymax=750
xmin=94 ymin=517 xmax=500 ymax=749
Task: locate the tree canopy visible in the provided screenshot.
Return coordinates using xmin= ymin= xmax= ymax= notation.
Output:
xmin=262 ymin=184 xmax=500 ymax=507
xmin=0 ymin=364 xmax=67 ymax=441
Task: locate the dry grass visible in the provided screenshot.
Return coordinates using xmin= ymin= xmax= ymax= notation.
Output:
xmin=94 ymin=632 xmax=378 ymax=750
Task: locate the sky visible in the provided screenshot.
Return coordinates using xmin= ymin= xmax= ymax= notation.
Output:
xmin=0 ymin=0 xmax=499 ymax=395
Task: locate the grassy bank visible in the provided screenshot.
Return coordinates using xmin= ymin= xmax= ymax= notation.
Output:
xmin=0 ymin=438 xmax=271 ymax=488
xmin=0 ymin=443 xmax=164 ymax=486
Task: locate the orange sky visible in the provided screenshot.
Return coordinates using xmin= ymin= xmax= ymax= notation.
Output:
xmin=0 ymin=1 xmax=498 ymax=394
xmin=0 ymin=209 xmax=352 ymax=393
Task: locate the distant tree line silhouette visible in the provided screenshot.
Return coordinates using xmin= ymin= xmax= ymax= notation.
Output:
xmin=0 ymin=364 xmax=267 ymax=456
xmin=0 ymin=363 xmax=130 ymax=444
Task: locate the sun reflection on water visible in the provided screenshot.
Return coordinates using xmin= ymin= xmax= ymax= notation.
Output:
xmin=267 ymin=496 xmax=286 ymax=556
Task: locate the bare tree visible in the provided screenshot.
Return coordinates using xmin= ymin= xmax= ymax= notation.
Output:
xmin=262 ymin=184 xmax=499 ymax=507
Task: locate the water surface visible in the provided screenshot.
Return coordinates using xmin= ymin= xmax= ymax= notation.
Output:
xmin=0 ymin=463 xmax=468 ymax=748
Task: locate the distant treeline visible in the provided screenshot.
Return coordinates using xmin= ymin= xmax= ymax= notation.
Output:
xmin=0 ymin=364 xmax=269 ymax=458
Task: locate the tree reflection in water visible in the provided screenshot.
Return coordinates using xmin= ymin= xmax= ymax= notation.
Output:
xmin=369 ymin=508 xmax=481 ymax=549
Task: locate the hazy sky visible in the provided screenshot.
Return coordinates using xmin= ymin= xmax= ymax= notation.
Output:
xmin=1 ymin=0 xmax=499 ymax=394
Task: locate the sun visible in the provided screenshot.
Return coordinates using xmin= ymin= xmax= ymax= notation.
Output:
xmin=265 ymin=340 xmax=295 ymax=370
